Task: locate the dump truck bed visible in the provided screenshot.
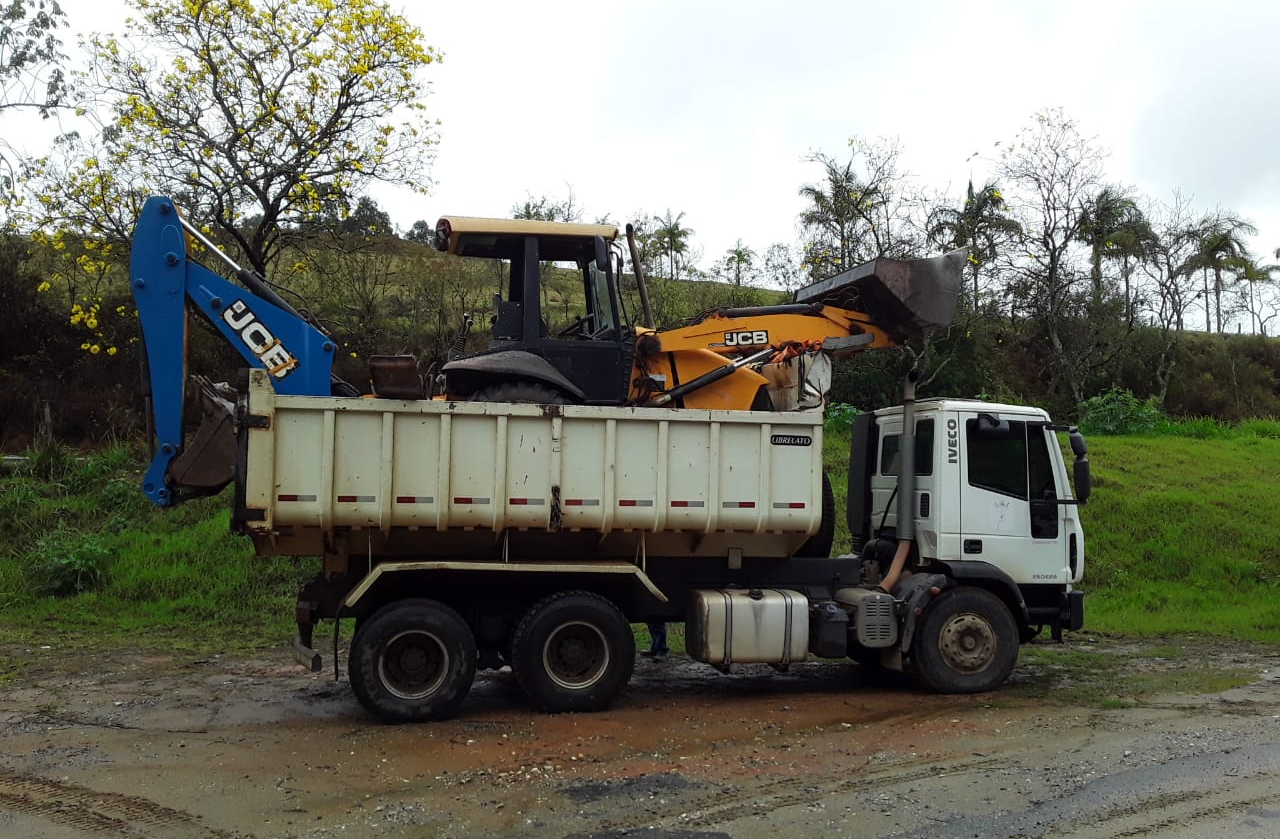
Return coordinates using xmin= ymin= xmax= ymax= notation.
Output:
xmin=236 ymin=371 xmax=826 ymax=561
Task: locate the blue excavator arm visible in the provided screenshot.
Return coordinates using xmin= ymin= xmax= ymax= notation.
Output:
xmin=131 ymin=195 xmax=338 ymax=506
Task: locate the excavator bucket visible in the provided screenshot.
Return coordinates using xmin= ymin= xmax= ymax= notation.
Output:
xmin=793 ymin=249 xmax=966 ymax=344
xmin=166 ymin=377 xmax=237 ymax=497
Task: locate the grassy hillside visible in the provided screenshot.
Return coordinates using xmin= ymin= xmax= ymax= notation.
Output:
xmin=2 ymin=428 xmax=1279 ymax=665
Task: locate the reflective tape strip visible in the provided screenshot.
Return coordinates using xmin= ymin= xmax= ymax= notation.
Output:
xmin=395 ymin=496 xmax=435 ymax=504
xmin=277 ymin=494 xmax=318 ymax=502
xmin=772 ymin=502 xmax=807 ymax=509
xmin=564 ymin=499 xmax=601 ymax=507
xmin=337 ymin=495 xmax=376 ymax=503
xmin=618 ymin=499 xmax=654 ymax=507
xmin=453 ymin=497 xmax=491 ymax=505
xmin=508 ymin=498 xmax=546 ymax=506
xmin=722 ymin=501 xmax=757 ymax=509
xmin=670 ymin=500 xmax=705 ymax=508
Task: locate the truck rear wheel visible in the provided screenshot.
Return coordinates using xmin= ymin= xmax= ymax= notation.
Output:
xmin=348 ymin=599 xmax=477 ymax=722
xmin=510 ymin=591 xmax=635 ymax=712
xmin=910 ymin=587 xmax=1018 ymax=694
xmin=793 ymin=472 xmax=835 ymax=557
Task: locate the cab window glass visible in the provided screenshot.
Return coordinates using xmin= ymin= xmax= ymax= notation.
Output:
xmin=966 ymin=419 xmax=1027 ymax=499
xmin=879 ymin=419 xmax=934 ymax=476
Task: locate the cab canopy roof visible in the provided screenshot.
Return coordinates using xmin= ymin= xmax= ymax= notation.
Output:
xmin=435 ymin=216 xmax=619 ymax=261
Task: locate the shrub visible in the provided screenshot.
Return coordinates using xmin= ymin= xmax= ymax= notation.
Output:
xmin=1238 ymin=418 xmax=1280 ymax=439
xmin=25 ymin=530 xmax=113 ymax=597
xmin=824 ymin=402 xmax=859 ymax=433
xmin=1078 ymin=388 xmax=1163 ymax=435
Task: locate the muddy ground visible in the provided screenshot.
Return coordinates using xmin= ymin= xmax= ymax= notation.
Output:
xmin=2 ymin=637 xmax=1278 ymax=839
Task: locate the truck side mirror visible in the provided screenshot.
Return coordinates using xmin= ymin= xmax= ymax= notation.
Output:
xmin=976 ymin=412 xmax=1010 ymax=437
xmin=594 ymin=236 xmax=609 ymax=274
xmin=1073 ymin=456 xmax=1092 ymax=503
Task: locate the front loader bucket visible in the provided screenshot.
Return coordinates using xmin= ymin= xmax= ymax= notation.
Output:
xmin=794 ymin=249 xmax=965 ymax=343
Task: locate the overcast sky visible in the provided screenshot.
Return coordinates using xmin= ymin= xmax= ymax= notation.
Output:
xmin=30 ymin=0 xmax=1280 ymax=270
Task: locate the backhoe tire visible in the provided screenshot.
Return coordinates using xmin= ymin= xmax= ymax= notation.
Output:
xmin=793 ymin=472 xmax=835 ymax=557
xmin=910 ymin=587 xmax=1019 ymax=694
xmin=348 ymin=599 xmax=477 ymax=723
xmin=470 ymin=381 xmax=571 ymax=405
xmin=510 ymin=591 xmax=635 ymax=713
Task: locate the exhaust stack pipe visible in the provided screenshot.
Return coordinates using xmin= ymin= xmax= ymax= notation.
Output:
xmin=880 ymin=370 xmax=918 ymax=592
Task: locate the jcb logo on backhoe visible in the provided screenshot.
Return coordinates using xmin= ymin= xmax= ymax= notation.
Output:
xmin=222 ymin=300 xmax=299 ymax=378
xmin=724 ymin=330 xmax=769 ymax=346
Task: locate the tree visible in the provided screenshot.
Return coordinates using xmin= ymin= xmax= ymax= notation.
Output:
xmin=998 ymin=109 xmax=1120 ymax=412
xmin=1074 ymin=186 xmax=1143 ymax=297
xmin=713 ymin=238 xmax=758 ymax=303
xmin=512 ymin=189 xmax=582 ymax=223
xmin=798 ymin=138 xmax=918 ymax=281
xmin=1133 ymin=194 xmax=1204 ymax=407
xmin=651 ymin=209 xmax=693 ymax=281
xmin=1188 ymin=211 xmax=1256 ymax=333
xmin=1 ymin=0 xmax=68 ymax=190
xmin=31 ymin=0 xmax=440 ymax=276
xmin=926 ymin=178 xmax=1019 ymax=308
xmin=404 ymin=219 xmax=434 ymax=245
xmin=762 ymin=242 xmax=804 ymax=293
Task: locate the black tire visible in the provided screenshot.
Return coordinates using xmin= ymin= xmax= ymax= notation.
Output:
xmin=510 ymin=591 xmax=635 ymax=712
xmin=348 ymin=599 xmax=477 ymax=723
xmin=910 ymin=587 xmax=1019 ymax=694
xmin=794 ymin=472 xmax=835 ymax=557
xmin=470 ymin=381 xmax=571 ymax=404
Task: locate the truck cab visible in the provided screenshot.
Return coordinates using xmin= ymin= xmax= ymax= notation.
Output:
xmin=849 ymin=399 xmax=1089 ymax=638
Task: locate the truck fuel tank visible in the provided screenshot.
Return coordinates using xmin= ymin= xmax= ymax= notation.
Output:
xmin=687 ymin=588 xmax=809 ymax=665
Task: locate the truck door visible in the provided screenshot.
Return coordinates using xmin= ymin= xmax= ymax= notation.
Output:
xmin=957 ymin=414 xmax=1067 ymax=585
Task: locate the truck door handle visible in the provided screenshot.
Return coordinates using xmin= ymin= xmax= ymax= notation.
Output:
xmin=963 ymin=539 xmax=983 ymax=554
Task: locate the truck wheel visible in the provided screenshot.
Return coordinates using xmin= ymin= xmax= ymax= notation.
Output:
xmin=348 ymin=599 xmax=477 ymax=722
xmin=510 ymin=591 xmax=635 ymax=712
xmin=794 ymin=472 xmax=835 ymax=557
xmin=910 ymin=587 xmax=1018 ymax=694
xmin=470 ymin=381 xmax=570 ymax=404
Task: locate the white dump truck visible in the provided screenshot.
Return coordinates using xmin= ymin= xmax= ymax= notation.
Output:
xmin=130 ymin=196 xmax=1089 ymax=722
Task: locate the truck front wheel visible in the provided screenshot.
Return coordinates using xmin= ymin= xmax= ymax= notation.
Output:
xmin=510 ymin=591 xmax=635 ymax=712
xmin=348 ymin=599 xmax=477 ymax=722
xmin=910 ymin=587 xmax=1018 ymax=694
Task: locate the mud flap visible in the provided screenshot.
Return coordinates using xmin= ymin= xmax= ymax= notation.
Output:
xmin=166 ymin=377 xmax=236 ymax=495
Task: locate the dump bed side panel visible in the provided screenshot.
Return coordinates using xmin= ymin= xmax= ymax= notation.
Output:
xmin=241 ymin=371 xmax=824 ymax=557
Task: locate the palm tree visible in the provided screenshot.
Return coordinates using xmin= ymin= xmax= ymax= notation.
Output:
xmin=926 ymin=179 xmax=1020 ymax=308
xmin=651 ymin=209 xmax=693 ymax=281
xmin=1189 ymin=213 xmax=1257 ymax=332
xmin=798 ymin=152 xmax=880 ymax=277
xmin=1096 ymin=200 xmax=1157 ymax=326
xmin=1074 ymin=186 xmax=1144 ymax=298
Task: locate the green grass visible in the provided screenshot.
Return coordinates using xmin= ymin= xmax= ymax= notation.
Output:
xmin=1080 ymin=434 xmax=1280 ymax=641
xmin=0 ymin=444 xmax=308 ymax=656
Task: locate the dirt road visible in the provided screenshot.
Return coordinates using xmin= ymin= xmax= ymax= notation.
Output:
xmin=2 ymin=638 xmax=1278 ymax=839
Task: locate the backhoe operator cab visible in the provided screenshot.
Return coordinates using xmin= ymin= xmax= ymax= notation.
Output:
xmin=433 ymin=216 xmax=635 ymax=405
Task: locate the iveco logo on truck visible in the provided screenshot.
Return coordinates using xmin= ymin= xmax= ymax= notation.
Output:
xmin=724 ymin=330 xmax=769 ymax=346
xmin=947 ymin=417 xmax=959 ymax=463
xmin=221 ymin=300 xmax=298 ymax=378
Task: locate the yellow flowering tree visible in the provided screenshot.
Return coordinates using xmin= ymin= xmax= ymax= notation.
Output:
xmin=34 ymin=0 xmax=440 ymax=275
